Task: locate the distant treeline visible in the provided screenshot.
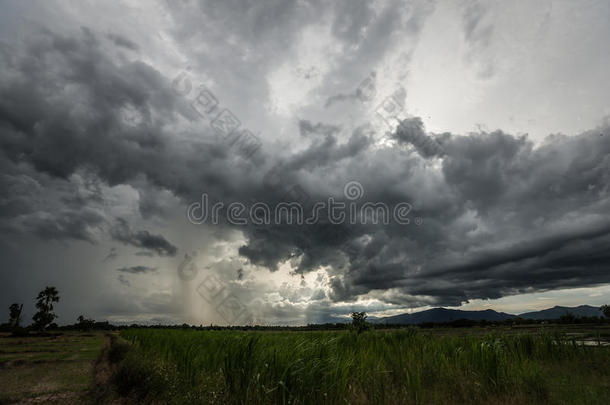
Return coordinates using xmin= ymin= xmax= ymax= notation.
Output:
xmin=2 ymin=314 xmax=608 ymax=334
xmin=5 ymin=288 xmax=608 ymax=335
xmin=408 ymin=314 xmax=609 ymax=329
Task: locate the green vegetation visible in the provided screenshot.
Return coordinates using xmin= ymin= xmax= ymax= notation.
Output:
xmin=8 ymin=303 xmax=23 ymax=328
xmin=113 ymin=328 xmax=610 ymax=404
xmin=76 ymin=315 xmax=96 ymax=331
xmin=1 ymin=297 xmax=609 ymax=404
xmin=32 ymin=286 xmax=60 ymax=331
xmin=350 ymin=311 xmax=371 ymax=334
xmin=0 ymin=332 xmax=104 ymax=403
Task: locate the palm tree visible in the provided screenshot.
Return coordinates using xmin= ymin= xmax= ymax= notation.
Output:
xmin=8 ymin=303 xmax=23 ymax=327
xmin=32 ymin=286 xmax=60 ymax=331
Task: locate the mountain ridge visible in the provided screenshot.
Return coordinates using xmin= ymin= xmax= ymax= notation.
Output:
xmin=372 ymin=305 xmax=605 ymax=324
xmin=518 ymin=305 xmax=603 ymax=320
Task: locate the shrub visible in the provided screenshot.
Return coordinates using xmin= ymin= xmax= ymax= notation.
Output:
xmin=108 ymin=338 xmax=131 ymax=364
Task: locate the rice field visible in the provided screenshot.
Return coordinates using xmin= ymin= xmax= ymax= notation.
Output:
xmin=114 ymin=328 xmax=610 ymax=404
xmin=0 ymin=332 xmax=104 ymax=404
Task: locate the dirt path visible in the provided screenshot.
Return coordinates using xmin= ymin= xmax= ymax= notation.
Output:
xmin=91 ymin=333 xmax=128 ymax=405
xmin=91 ymin=334 xmax=115 ymax=404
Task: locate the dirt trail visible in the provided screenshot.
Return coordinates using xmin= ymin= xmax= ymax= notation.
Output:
xmin=91 ymin=333 xmax=125 ymax=404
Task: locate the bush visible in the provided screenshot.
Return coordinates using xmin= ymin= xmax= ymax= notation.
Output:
xmin=11 ymin=326 xmax=29 ymax=337
xmin=113 ymin=351 xmax=156 ymax=398
xmin=108 ymin=338 xmax=131 ymax=364
xmin=350 ymin=311 xmax=370 ymax=333
xmin=110 ymin=338 xmax=181 ymax=402
xmin=520 ymin=364 xmax=549 ymax=401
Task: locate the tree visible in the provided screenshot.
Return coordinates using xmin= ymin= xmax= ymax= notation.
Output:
xmin=9 ymin=303 xmax=23 ymax=327
xmin=601 ymin=305 xmax=610 ymax=319
xmin=77 ymin=315 xmax=95 ymax=331
xmin=351 ymin=311 xmax=370 ymax=334
xmin=559 ymin=313 xmax=576 ymax=324
xmin=32 ymin=286 xmax=60 ymax=331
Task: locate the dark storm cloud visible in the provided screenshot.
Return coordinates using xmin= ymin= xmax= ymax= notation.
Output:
xmin=284 ymin=124 xmax=372 ymax=172
xmin=0 ymin=162 xmax=108 ymax=243
xmin=21 ymin=208 xmax=106 ymax=242
xmin=0 ymin=28 xmax=175 ymax=182
xmin=110 ymin=219 xmax=177 ymax=257
xmin=238 ymin=120 xmax=610 ymax=307
xmin=0 ymin=27 xmax=264 ymax=211
xmin=116 ymin=265 xmax=157 ymax=274
xmin=0 ymin=26 xmax=262 ymax=201
xmin=1 ymin=7 xmax=610 ymax=320
xmin=393 ymin=117 xmax=445 ymax=158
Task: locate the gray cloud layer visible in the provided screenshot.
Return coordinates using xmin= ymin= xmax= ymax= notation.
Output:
xmin=116 ymin=265 xmax=157 ymax=274
xmin=1 ymin=0 xmax=609 ymax=324
xmin=110 ymin=219 xmax=177 ymax=257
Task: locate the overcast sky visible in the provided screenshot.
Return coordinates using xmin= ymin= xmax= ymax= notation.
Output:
xmin=1 ymin=0 xmax=609 ymax=325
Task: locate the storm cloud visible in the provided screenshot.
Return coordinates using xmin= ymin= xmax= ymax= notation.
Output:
xmin=1 ymin=0 xmax=610 ymax=325
xmin=116 ymin=265 xmax=157 ymax=274
xmin=110 ymin=219 xmax=178 ymax=257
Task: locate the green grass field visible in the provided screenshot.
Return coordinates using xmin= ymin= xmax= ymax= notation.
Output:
xmin=0 ymin=332 xmax=104 ymax=404
xmin=113 ymin=327 xmax=610 ymax=404
xmin=1 ymin=327 xmax=608 ymax=404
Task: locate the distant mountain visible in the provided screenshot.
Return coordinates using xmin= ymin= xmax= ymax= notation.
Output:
xmin=518 ymin=305 xmax=603 ymax=320
xmin=374 ymin=308 xmax=516 ymax=324
xmin=371 ymin=305 xmax=606 ymax=325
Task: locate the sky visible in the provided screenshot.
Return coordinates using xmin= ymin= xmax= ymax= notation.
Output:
xmin=1 ymin=0 xmax=609 ymax=326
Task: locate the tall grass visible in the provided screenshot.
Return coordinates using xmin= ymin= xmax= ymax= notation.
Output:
xmin=117 ymin=328 xmax=610 ymax=404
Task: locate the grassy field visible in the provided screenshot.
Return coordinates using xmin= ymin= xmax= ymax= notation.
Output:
xmin=0 ymin=327 xmax=608 ymax=404
xmin=0 ymin=332 xmax=104 ymax=404
xmin=113 ymin=326 xmax=610 ymax=404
